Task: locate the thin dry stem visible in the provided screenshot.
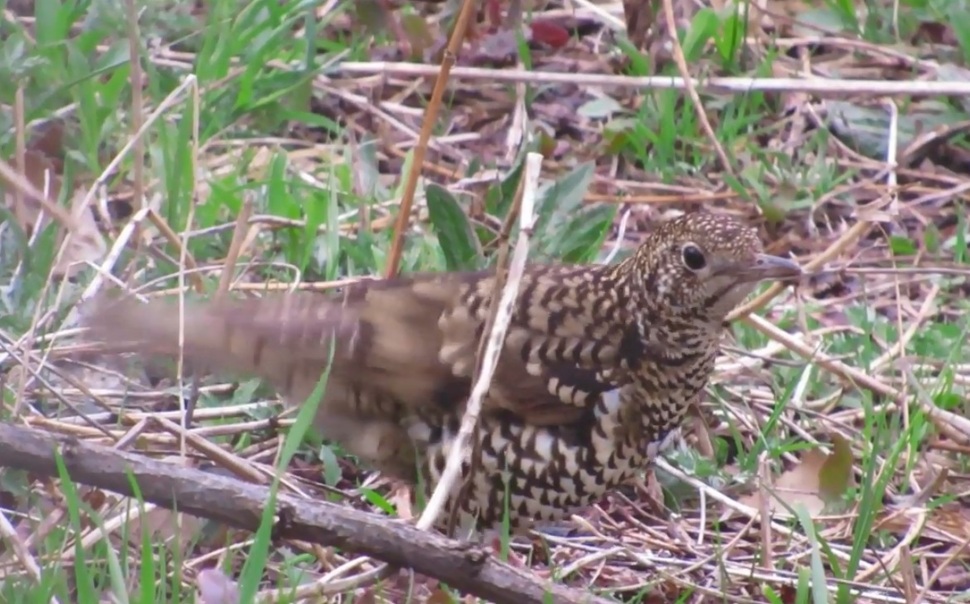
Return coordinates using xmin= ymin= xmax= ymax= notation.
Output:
xmin=336 ymin=62 xmax=970 ymax=96
xmin=383 ymin=0 xmax=479 ymax=278
xmin=0 ymin=509 xmax=51 ymax=598
xmin=0 ymin=158 xmax=76 ymax=230
xmin=126 ymin=0 xmax=144 ymax=215
xmin=79 ymin=75 xmax=202 ymax=301
xmin=660 ymin=0 xmax=734 ymax=178
xmin=415 ymin=151 xmax=544 ymax=532
xmin=216 ymin=198 xmax=255 ymax=301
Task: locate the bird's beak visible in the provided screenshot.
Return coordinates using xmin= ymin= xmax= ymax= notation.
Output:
xmin=731 ymin=253 xmax=803 ymax=283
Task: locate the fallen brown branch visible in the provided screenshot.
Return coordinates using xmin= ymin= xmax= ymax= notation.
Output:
xmin=0 ymin=422 xmax=609 ymax=604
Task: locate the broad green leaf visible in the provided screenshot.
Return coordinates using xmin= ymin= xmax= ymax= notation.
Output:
xmin=530 ymin=162 xmax=613 ymax=262
xmin=682 ymin=8 xmax=719 ymax=62
xmin=426 ymin=184 xmax=483 ymax=271
xmin=544 ymin=204 xmax=617 ymax=264
xmin=318 ymin=444 xmax=343 ymax=488
xmin=360 ymin=487 xmax=397 ymax=515
xmin=792 ymin=7 xmax=853 ymax=37
xmin=485 ymin=159 xmax=525 ymax=218
xmin=533 ymin=162 xmax=595 ymax=237
xmin=889 ymin=235 xmax=918 ymax=256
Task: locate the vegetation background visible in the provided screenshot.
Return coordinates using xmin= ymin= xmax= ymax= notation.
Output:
xmin=1 ymin=0 xmax=970 ymax=602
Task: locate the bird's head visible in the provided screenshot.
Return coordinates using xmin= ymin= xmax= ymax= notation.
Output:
xmin=628 ymin=213 xmax=802 ymax=324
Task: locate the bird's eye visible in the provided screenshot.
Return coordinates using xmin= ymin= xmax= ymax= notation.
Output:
xmin=681 ymin=244 xmax=706 ymax=271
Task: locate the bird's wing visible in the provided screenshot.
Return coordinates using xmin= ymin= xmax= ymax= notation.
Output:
xmin=434 ymin=266 xmax=633 ymax=425
xmin=84 ymin=267 xmax=634 ymax=426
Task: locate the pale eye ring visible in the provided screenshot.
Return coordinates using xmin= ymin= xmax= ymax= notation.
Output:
xmin=681 ymin=243 xmax=706 ymax=271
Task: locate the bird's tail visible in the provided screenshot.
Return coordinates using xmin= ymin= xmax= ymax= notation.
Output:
xmin=80 ymin=292 xmax=358 ymax=400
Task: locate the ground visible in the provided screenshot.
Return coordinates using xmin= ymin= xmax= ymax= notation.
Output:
xmin=1 ymin=0 xmax=970 ymax=602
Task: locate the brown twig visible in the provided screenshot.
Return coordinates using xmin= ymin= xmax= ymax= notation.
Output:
xmin=383 ymin=0 xmax=479 ymax=278
xmin=215 ymin=198 xmax=255 ymax=301
xmin=0 ymin=158 xmax=77 ymax=232
xmin=125 ymin=0 xmax=144 ymax=215
xmin=660 ymin=0 xmax=734 ymax=178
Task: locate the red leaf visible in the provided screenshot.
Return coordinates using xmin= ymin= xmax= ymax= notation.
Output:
xmin=529 ymin=20 xmax=570 ymax=48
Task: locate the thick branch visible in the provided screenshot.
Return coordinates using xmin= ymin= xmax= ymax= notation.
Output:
xmin=0 ymin=423 xmax=610 ymax=604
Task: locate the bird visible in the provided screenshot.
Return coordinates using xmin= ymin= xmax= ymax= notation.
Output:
xmin=82 ymin=212 xmax=802 ymax=538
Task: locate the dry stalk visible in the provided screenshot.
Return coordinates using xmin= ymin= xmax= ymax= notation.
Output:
xmin=383 ymin=0 xmax=479 ymax=278
xmin=79 ymin=74 xmax=201 ymax=301
xmin=337 ymin=62 xmax=970 ymax=96
xmin=216 ymin=199 xmax=255 ymax=301
xmin=0 ymin=510 xmax=52 ymax=600
xmin=146 ymin=209 xmax=206 ymax=292
xmin=913 ymin=533 xmax=970 ymax=603
xmin=151 ymin=415 xmax=267 ymax=484
xmin=415 ymin=151 xmax=544 ymax=532
xmin=445 ymin=142 xmax=531 ymax=534
xmin=257 ymin=554 xmax=390 ymax=602
xmin=125 ymin=0 xmax=144 ymax=215
xmin=13 ymin=85 xmax=27 ymax=227
xmin=0 ymin=159 xmax=77 ymax=231
xmin=81 ymin=206 xmax=152 ymax=302
xmin=660 ymin=0 xmax=734 ymax=178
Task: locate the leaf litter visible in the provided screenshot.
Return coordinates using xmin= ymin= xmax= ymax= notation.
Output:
xmin=3 ymin=0 xmax=970 ymax=602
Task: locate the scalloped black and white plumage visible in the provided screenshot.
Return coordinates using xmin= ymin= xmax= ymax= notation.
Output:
xmin=84 ymin=212 xmax=802 ymax=535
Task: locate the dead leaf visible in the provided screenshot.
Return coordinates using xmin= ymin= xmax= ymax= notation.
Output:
xmin=643 ymin=468 xmax=666 ymax=513
xmin=913 ymin=21 xmax=958 ymax=46
xmin=473 ymin=29 xmax=520 ymax=64
xmin=529 ymin=20 xmax=570 ymax=48
xmin=426 ymin=586 xmax=454 ymax=604
xmin=777 ymin=584 xmax=798 ymax=604
xmin=387 ymin=481 xmax=414 ymax=521
xmin=818 ymin=434 xmax=853 ymax=502
xmin=740 ymin=436 xmax=854 ymax=518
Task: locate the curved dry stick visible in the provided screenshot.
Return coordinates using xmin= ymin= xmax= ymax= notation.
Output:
xmin=0 ymin=422 xmax=608 ymax=604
